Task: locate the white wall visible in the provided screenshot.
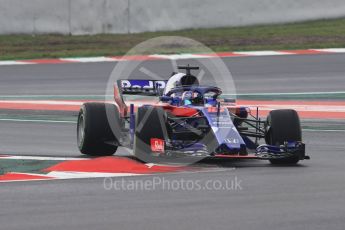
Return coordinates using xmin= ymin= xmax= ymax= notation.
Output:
xmin=70 ymin=0 xmax=129 ymax=35
xmin=129 ymin=0 xmax=345 ymax=33
xmin=0 ymin=0 xmax=345 ymax=35
xmin=0 ymin=0 xmax=70 ymax=34
xmin=0 ymin=0 xmax=129 ymax=34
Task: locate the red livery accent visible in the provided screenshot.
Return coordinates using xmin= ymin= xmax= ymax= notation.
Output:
xmin=163 ymin=105 xmax=198 ymax=117
xmin=151 ymin=138 xmax=165 ymax=152
xmin=114 ymin=84 xmax=128 ymax=117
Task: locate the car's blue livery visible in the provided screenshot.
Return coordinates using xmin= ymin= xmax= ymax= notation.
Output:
xmin=77 ymin=65 xmax=309 ymax=165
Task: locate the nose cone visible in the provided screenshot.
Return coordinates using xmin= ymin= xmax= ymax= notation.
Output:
xmin=203 ymin=107 xmax=246 ymax=154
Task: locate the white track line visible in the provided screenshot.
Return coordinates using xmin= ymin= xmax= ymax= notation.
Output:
xmin=233 ymin=51 xmax=291 ymax=56
xmin=228 ymin=91 xmax=345 ymax=96
xmin=46 ymin=171 xmax=142 ymax=179
xmin=302 ymin=129 xmax=345 ymax=132
xmin=0 ymin=100 xmax=84 ymax=105
xmin=243 ymin=105 xmax=345 ymax=112
xmin=60 ymin=57 xmax=117 ymax=62
xmin=0 ymin=118 xmax=76 ymax=123
xmin=313 ymin=48 xmax=345 ymax=53
xmin=1 ymin=48 xmax=345 ymax=66
xmin=150 ymin=54 xmax=212 ymax=60
xmin=0 ymin=61 xmax=34 ymax=66
xmin=0 ymin=155 xmax=90 ymax=161
xmin=0 ymin=95 xmax=106 ymax=98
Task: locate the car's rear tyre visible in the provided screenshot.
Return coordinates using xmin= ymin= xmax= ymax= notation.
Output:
xmin=265 ymin=109 xmax=302 ymax=165
xmin=134 ymin=106 xmax=168 ymax=162
xmin=77 ymin=102 xmax=120 ymax=156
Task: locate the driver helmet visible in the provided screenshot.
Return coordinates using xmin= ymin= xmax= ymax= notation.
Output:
xmin=182 ymin=91 xmax=194 ymax=105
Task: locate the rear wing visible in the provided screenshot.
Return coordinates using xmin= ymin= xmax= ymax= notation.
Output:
xmin=117 ymin=80 xmax=167 ymax=96
xmin=114 ymin=79 xmax=167 ymax=117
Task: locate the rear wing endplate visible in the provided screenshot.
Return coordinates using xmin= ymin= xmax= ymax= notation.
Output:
xmin=114 ymin=79 xmax=167 ymax=117
xmin=117 ymin=80 xmax=167 ymax=96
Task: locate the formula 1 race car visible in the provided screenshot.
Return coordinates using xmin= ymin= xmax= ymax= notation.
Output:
xmin=77 ymin=65 xmax=309 ymax=165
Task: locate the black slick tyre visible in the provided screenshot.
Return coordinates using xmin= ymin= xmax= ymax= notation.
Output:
xmin=265 ymin=109 xmax=302 ymax=165
xmin=77 ymin=102 xmax=120 ymax=156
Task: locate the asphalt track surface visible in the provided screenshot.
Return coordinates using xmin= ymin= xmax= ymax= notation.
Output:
xmin=0 ymin=53 xmax=345 ymax=95
xmin=0 ymin=54 xmax=345 ymax=230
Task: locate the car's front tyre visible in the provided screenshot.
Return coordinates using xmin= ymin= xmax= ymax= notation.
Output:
xmin=265 ymin=109 xmax=302 ymax=165
xmin=77 ymin=103 xmax=120 ymax=156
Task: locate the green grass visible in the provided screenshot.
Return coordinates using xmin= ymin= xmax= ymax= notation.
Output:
xmin=0 ymin=159 xmax=60 ymax=175
xmin=1 ymin=18 xmax=345 ymax=60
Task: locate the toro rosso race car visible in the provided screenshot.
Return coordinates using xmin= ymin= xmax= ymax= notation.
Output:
xmin=77 ymin=65 xmax=309 ymax=165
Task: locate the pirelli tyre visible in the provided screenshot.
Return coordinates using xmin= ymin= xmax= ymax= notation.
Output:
xmin=77 ymin=102 xmax=120 ymax=156
xmin=265 ymin=109 xmax=302 ymax=165
xmin=134 ymin=106 xmax=168 ymax=163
